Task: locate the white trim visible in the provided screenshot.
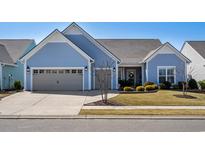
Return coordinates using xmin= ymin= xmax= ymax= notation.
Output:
xmin=141 ymin=64 xmax=144 ymax=84
xmin=144 ymin=43 xmax=191 ymax=63
xmin=157 ymin=66 xmax=176 ymax=84
xmin=0 ymin=63 xmax=18 ymax=67
xmin=0 ymin=64 xmax=3 ymax=90
xmin=185 ymin=61 xmax=187 ymax=81
xmin=146 ymin=61 xmax=149 ymax=81
xmin=119 ymin=64 xmax=143 ymax=67
xmin=30 ymin=67 xmax=85 ymax=91
xmin=88 ymin=61 xmax=91 ymax=90
xmin=24 ymin=60 xmax=27 ymax=90
xmin=20 ymin=29 xmax=94 ymax=62
xmin=94 ymin=67 xmax=113 ymax=90
xmin=116 ymin=61 xmax=118 ymax=89
xmin=62 ymin=23 xmax=120 ymax=62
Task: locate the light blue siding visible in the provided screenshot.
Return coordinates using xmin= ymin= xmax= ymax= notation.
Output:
xmin=147 ymin=54 xmax=186 ymax=84
xmin=1 ymin=41 xmax=35 ymax=90
xmin=2 ymin=61 xmax=24 ymax=89
xmin=66 ymin=34 xmax=117 ymax=89
xmin=26 ymin=42 xmax=89 ymax=90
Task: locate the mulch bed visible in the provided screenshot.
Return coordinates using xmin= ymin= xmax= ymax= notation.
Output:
xmin=84 ymin=100 xmax=125 ymax=106
xmin=173 ymin=94 xmax=197 ymax=99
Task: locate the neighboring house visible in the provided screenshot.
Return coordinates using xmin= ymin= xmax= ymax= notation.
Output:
xmin=0 ymin=40 xmax=36 ymax=90
xmin=20 ymin=22 xmax=190 ymax=91
xmin=181 ymin=41 xmax=205 ymax=81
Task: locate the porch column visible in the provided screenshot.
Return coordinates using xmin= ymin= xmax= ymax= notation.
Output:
xmin=0 ymin=64 xmax=3 ymax=91
xmin=141 ymin=65 xmax=144 ymax=84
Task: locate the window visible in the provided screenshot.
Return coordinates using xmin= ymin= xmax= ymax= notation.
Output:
xmin=65 ymin=70 xmax=70 ymax=74
xmin=72 ymin=70 xmax=76 ymax=74
xmin=52 ymin=70 xmax=57 ymax=74
xmin=58 ymin=70 xmax=64 ymax=74
xmin=158 ymin=67 xmax=176 ymax=84
xmin=46 ymin=70 xmax=51 ymax=74
xmin=33 ymin=70 xmax=38 ymax=74
xmin=39 ymin=70 xmax=44 ymax=74
xmin=78 ymin=70 xmax=82 ymax=74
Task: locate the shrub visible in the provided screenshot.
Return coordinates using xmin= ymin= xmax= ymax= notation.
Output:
xmin=144 ymin=81 xmax=155 ymax=87
xmin=136 ymin=86 xmax=144 ymax=91
xmin=123 ymin=86 xmax=133 ymax=91
xmin=159 ymin=83 xmax=166 ymax=89
xmin=172 ymin=84 xmax=179 ymax=89
xmin=145 ymin=85 xmax=157 ymax=91
xmin=119 ymin=80 xmax=133 ymax=87
xmin=198 ymin=80 xmax=205 ymax=90
xmin=163 ymin=81 xmax=171 ymax=89
xmin=159 ymin=81 xmax=171 ymax=89
xmin=178 ymin=81 xmax=184 ymax=89
xmin=14 ymin=80 xmax=21 ymax=90
xmin=188 ymin=79 xmax=198 ymax=89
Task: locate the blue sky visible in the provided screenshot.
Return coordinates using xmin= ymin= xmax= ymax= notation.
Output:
xmin=0 ymin=22 xmax=205 ymax=50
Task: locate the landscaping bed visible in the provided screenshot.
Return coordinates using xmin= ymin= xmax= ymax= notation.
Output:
xmin=0 ymin=90 xmax=17 ymax=100
xmin=80 ymin=109 xmax=205 ymax=115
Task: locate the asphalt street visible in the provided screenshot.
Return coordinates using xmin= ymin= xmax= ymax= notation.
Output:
xmin=0 ymin=118 xmax=205 ymax=132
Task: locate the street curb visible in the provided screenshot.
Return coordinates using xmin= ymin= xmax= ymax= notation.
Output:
xmin=0 ymin=115 xmax=205 ymax=120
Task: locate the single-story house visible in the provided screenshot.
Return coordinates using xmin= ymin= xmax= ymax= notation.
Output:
xmin=181 ymin=41 xmax=205 ymax=81
xmin=19 ymin=22 xmax=191 ymax=91
xmin=0 ymin=40 xmax=36 ymax=90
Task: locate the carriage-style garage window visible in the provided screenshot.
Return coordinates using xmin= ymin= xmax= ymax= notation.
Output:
xmin=33 ymin=70 xmax=38 ymax=74
xmin=65 ymin=70 xmax=70 ymax=74
xmin=58 ymin=70 xmax=64 ymax=74
xmin=39 ymin=70 xmax=44 ymax=74
xmin=78 ymin=70 xmax=82 ymax=74
xmin=46 ymin=70 xmax=51 ymax=74
xmin=52 ymin=70 xmax=57 ymax=74
xmin=72 ymin=70 xmax=76 ymax=74
xmin=158 ymin=66 xmax=176 ymax=84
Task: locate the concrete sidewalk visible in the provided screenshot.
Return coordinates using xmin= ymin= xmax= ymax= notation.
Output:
xmin=0 ymin=115 xmax=205 ymax=120
xmin=82 ymin=106 xmax=205 ymax=109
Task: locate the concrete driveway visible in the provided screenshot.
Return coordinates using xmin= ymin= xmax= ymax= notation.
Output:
xmin=0 ymin=91 xmax=118 ymax=116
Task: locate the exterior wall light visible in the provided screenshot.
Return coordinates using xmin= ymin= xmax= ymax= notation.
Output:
xmin=26 ymin=66 xmax=30 ymax=73
xmin=113 ymin=67 xmax=116 ymax=72
xmin=85 ymin=66 xmax=88 ymax=71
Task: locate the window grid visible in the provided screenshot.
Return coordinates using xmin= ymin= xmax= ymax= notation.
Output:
xmin=158 ymin=67 xmax=176 ymax=84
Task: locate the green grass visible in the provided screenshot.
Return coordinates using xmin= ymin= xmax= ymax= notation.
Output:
xmin=80 ymin=109 xmax=205 ymax=115
xmin=109 ymin=90 xmax=205 ymax=106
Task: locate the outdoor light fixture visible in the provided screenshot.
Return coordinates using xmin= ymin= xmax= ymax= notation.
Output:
xmin=85 ymin=66 xmax=88 ymax=71
xmin=113 ymin=67 xmax=116 ymax=72
xmin=26 ymin=66 xmax=30 ymax=72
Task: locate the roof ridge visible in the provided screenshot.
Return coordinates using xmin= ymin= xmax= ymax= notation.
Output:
xmin=0 ymin=39 xmax=35 ymax=41
xmin=97 ymin=38 xmax=161 ymax=40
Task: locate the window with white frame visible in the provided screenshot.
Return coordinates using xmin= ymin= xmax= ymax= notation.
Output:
xmin=158 ymin=66 xmax=176 ymax=84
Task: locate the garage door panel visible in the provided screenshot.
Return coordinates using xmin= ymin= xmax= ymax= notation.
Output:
xmin=33 ymin=69 xmax=83 ymax=91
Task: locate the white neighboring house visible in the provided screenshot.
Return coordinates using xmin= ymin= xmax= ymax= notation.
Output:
xmin=181 ymin=41 xmax=205 ymax=81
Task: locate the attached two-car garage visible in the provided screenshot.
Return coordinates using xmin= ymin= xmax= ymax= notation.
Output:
xmin=32 ymin=68 xmax=83 ymax=91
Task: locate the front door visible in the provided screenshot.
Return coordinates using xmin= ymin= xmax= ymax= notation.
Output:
xmin=126 ymin=69 xmax=136 ymax=86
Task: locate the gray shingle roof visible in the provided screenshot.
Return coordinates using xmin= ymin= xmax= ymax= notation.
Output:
xmin=187 ymin=41 xmax=205 ymax=59
xmin=97 ymin=39 xmax=162 ymax=65
xmin=0 ymin=44 xmax=13 ymax=64
xmin=0 ymin=39 xmax=34 ymax=64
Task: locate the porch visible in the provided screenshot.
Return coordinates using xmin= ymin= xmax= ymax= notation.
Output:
xmin=118 ymin=65 xmax=144 ymax=86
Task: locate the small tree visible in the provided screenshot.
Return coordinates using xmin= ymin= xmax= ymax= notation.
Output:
xmin=95 ymin=61 xmax=114 ymax=104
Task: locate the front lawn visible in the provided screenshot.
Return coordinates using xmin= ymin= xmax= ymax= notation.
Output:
xmin=80 ymin=109 xmax=205 ymax=115
xmin=109 ymin=90 xmax=205 ymax=106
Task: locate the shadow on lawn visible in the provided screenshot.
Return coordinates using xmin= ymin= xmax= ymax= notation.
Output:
xmin=173 ymin=94 xmax=197 ymax=99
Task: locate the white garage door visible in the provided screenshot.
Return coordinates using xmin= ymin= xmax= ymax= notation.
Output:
xmin=32 ymin=69 xmax=83 ymax=91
